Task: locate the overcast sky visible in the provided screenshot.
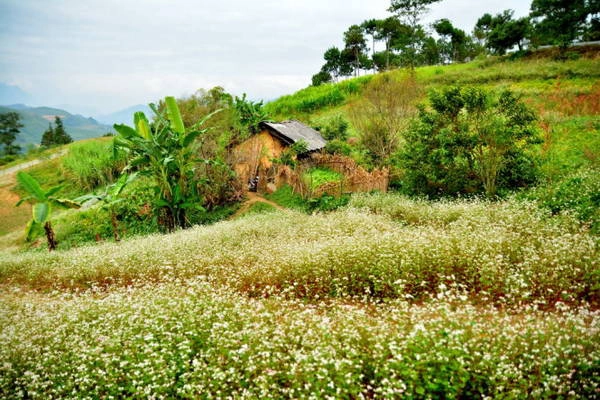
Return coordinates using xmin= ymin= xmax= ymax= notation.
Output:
xmin=0 ymin=0 xmax=530 ymax=115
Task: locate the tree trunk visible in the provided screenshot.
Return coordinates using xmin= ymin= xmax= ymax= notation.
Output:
xmin=110 ymin=212 xmax=121 ymax=242
xmin=44 ymin=221 xmax=57 ymax=251
xmin=386 ymin=38 xmax=391 ymax=70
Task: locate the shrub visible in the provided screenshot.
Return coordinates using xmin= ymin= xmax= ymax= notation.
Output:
xmin=401 ymin=86 xmax=541 ymax=197
xmin=349 ymin=73 xmax=422 ymax=167
xmin=313 ymin=114 xmax=350 ymax=141
xmin=523 ymin=167 xmax=600 ymax=233
xmin=324 ymin=139 xmax=353 ymax=156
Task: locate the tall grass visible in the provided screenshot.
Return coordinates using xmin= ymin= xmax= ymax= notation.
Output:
xmin=264 ymin=57 xmax=600 ymax=120
xmin=61 ymin=139 xmax=126 ymax=191
xmin=264 ymin=76 xmax=372 ymax=117
xmin=419 ymin=57 xmax=600 ymax=86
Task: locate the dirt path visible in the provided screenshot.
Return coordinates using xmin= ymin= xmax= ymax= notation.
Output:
xmin=0 ymin=149 xmax=67 ymax=177
xmin=230 ymin=192 xmax=285 ymax=219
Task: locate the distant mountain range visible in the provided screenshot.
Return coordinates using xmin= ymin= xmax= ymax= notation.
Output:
xmin=0 ymin=104 xmax=114 ymax=147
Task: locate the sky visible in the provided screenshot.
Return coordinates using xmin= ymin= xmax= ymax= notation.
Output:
xmin=0 ymin=0 xmax=531 ymax=116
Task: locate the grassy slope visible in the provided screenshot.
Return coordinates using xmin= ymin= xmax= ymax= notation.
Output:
xmin=265 ymin=55 xmax=600 ymax=177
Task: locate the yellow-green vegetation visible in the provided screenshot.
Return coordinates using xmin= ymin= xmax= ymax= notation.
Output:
xmin=303 ymin=167 xmax=343 ymax=190
xmin=0 ymin=194 xmax=599 ymax=398
xmin=61 ymin=139 xmax=126 ymax=191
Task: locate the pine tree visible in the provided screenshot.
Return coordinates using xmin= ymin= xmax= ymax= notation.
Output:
xmin=52 ymin=116 xmax=72 ymax=145
xmin=40 ymin=123 xmax=55 ymax=147
xmin=40 ymin=117 xmax=72 ymax=147
xmin=0 ymin=111 xmax=23 ymax=155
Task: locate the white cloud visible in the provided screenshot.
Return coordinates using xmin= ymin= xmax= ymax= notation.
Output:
xmin=0 ymin=0 xmax=532 ymax=114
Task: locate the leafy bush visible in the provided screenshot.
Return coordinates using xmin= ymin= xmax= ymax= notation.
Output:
xmin=523 ymin=167 xmax=600 ymax=233
xmin=312 ymin=114 xmax=350 ymax=141
xmin=46 ymin=181 xmax=240 ymax=251
xmin=349 ymin=73 xmax=422 ymax=167
xmin=401 ymin=86 xmax=541 ymax=197
xmin=324 ymin=139 xmax=352 ymax=156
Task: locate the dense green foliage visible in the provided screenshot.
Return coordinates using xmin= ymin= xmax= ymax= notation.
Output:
xmin=0 ymin=111 xmax=23 ymax=156
xmin=475 ymin=10 xmax=530 ymax=55
xmin=401 ymin=86 xmax=541 ymax=197
xmin=41 ymin=116 xmax=73 ymax=147
xmin=530 ymin=0 xmax=597 ymax=48
xmin=114 ymin=97 xmax=218 ymax=231
xmin=524 ymin=167 xmax=600 ymax=233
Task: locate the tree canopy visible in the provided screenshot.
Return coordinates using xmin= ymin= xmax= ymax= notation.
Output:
xmin=41 ymin=116 xmax=73 ymax=147
xmin=0 ymin=111 xmax=23 ymax=156
xmin=401 ymin=87 xmax=541 ymax=197
xmin=530 ymin=0 xmax=593 ymax=47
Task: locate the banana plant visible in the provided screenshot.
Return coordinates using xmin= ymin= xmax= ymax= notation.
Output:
xmin=113 ymin=96 xmax=220 ymax=231
xmin=75 ymin=172 xmax=137 ymax=242
xmin=15 ymin=171 xmax=80 ymax=251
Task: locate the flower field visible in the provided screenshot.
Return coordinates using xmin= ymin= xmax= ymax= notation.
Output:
xmin=1 ymin=194 xmax=599 ymax=398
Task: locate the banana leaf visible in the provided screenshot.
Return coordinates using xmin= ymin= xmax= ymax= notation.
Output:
xmin=113 ymin=124 xmax=139 ymax=139
xmin=165 ymin=96 xmax=185 ymax=136
xmin=52 ymin=198 xmax=81 ymax=209
xmin=134 ymin=112 xmax=151 ymax=140
xmin=33 ymin=203 xmax=49 ymax=224
xmin=15 ymin=196 xmax=32 ymax=207
xmin=24 ymin=220 xmax=39 ymax=241
xmin=16 ymin=172 xmax=47 ymax=202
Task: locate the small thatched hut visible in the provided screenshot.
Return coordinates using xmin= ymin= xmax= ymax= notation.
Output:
xmin=230 ymin=120 xmax=327 ymax=192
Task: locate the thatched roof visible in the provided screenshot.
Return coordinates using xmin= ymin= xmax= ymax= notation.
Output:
xmin=261 ymin=120 xmax=327 ymax=152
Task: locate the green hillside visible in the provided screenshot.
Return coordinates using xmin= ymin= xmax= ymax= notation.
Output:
xmin=0 ymin=104 xmax=114 ymax=147
xmin=266 ymin=52 xmax=600 ymax=180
